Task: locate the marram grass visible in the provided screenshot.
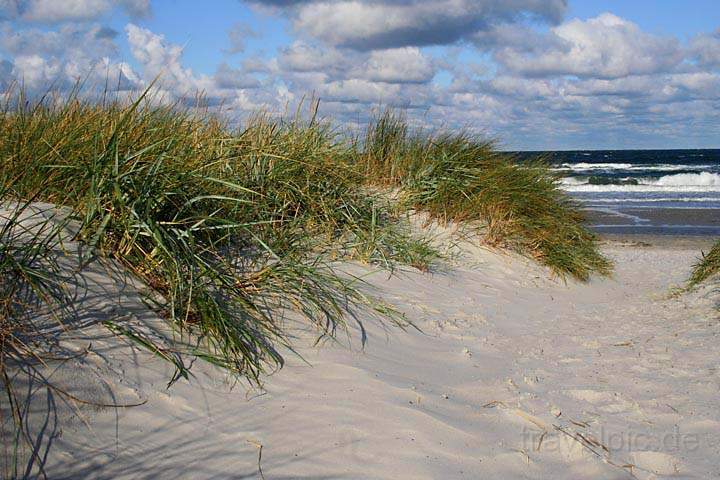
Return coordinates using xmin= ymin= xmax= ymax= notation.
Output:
xmin=357 ymin=110 xmax=612 ymax=281
xmin=0 ymin=88 xmax=614 ymax=474
xmin=0 ymin=89 xmax=434 ymax=385
xmin=0 ymin=89 xmax=434 ymax=475
xmin=689 ymin=239 xmax=720 ymax=287
xmin=0 ymin=88 xmax=610 ymax=388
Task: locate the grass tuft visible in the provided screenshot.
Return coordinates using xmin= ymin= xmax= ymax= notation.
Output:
xmin=356 ymin=110 xmax=612 ymax=280
xmin=688 ymin=239 xmax=720 ymax=287
xmin=0 ymin=88 xmax=432 ymax=385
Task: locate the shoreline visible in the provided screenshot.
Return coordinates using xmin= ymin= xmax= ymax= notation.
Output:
xmin=597 ymin=232 xmax=717 ymax=250
xmin=584 ymin=206 xmax=720 ymax=238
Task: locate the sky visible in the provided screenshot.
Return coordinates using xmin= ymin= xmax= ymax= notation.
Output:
xmin=0 ymin=1 xmax=718 ymax=150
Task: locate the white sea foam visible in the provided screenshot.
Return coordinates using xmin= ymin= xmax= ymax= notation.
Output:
xmin=653 ymin=172 xmax=720 ymax=187
xmin=555 ymin=162 xmax=633 ymax=170
xmin=560 ymin=172 xmax=720 ymax=192
xmin=563 ymin=185 xmax=720 ymax=193
xmin=554 ymin=163 xmax=716 ymax=172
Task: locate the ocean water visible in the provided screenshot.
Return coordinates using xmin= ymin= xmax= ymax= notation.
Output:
xmin=516 ymin=150 xmax=720 ymax=236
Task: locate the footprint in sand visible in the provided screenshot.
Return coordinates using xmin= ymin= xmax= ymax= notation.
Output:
xmin=563 ymin=389 xmax=637 ymax=415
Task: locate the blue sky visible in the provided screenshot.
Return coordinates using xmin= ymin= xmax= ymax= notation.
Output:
xmin=0 ymin=0 xmax=718 ymax=150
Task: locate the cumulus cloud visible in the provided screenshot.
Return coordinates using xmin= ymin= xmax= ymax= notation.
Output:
xmin=278 ymin=41 xmax=347 ymax=73
xmin=0 ymin=1 xmax=717 ymax=149
xmin=8 ymin=52 xmax=140 ymax=91
xmin=278 ymin=42 xmax=436 ymax=87
xmin=256 ymin=0 xmax=567 ymax=50
xmin=690 ymin=29 xmax=720 ymax=69
xmin=0 ymin=22 xmax=119 ymax=57
xmin=125 ymin=23 xmax=206 ymax=92
xmin=321 ymin=78 xmax=400 ymax=104
xmin=0 ymin=0 xmax=150 ymax=23
xmin=361 ymin=47 xmax=435 ymax=84
xmin=214 ymin=62 xmax=262 ymax=89
xmin=0 ymin=19 xmax=140 ymax=93
xmin=117 ymin=0 xmax=150 ymax=17
xmin=494 ymin=13 xmax=684 ymax=79
xmin=126 ymin=24 xmax=263 ymax=106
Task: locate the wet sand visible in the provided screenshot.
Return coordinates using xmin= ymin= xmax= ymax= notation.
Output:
xmin=598 ymin=233 xmax=717 ymax=250
xmin=585 ymin=207 xmax=720 ymax=237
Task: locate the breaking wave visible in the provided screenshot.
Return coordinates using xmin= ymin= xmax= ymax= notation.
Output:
xmin=561 ymin=172 xmax=720 ymax=192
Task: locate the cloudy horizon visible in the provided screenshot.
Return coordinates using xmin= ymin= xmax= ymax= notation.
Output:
xmin=0 ymin=0 xmax=718 ymax=150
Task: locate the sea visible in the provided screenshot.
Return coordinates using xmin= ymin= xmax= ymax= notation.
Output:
xmin=514 ymin=149 xmax=720 ymax=236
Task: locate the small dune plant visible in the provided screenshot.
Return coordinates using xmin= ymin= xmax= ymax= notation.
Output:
xmin=689 ymin=240 xmax=720 ymax=288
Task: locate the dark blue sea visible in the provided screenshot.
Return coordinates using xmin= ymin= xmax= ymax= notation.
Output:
xmin=514 ymin=149 xmax=720 ymax=236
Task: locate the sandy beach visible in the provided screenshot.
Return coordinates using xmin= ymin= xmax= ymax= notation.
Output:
xmin=10 ymin=231 xmax=719 ymax=480
xmin=1 ymin=2 xmax=719 ymax=478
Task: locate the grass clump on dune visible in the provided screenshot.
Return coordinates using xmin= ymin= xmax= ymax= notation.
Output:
xmin=356 ymin=111 xmax=611 ymax=281
xmin=0 ymin=87 xmax=611 ymax=393
xmin=0 ymin=90 xmax=433 ymax=386
xmin=689 ymin=239 xmax=720 ymax=287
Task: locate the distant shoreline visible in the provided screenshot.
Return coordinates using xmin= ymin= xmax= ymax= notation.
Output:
xmin=597 ymin=232 xmax=717 ymax=250
xmin=585 ymin=206 xmax=720 ymax=237
xmin=506 ymin=148 xmax=720 ymax=154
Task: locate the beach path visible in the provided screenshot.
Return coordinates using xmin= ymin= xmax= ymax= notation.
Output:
xmin=14 ymin=240 xmax=720 ymax=480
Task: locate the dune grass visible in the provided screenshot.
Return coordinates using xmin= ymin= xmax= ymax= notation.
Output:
xmin=0 ymin=88 xmax=611 ymax=391
xmin=689 ymin=239 xmax=720 ymax=287
xmin=0 ymin=90 xmax=437 ymax=385
xmin=0 ymin=88 xmax=613 ymax=474
xmin=356 ymin=111 xmax=611 ymax=280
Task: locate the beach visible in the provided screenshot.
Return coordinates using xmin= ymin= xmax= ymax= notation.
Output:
xmin=538 ymin=148 xmax=720 ymax=237
xmin=12 ymin=230 xmax=719 ymax=479
xmin=2 ymin=2 xmax=719 ymax=478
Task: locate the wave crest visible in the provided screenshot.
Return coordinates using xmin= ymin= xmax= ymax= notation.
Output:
xmin=654 ymin=172 xmax=720 ymax=187
xmin=560 ymin=172 xmax=720 ymax=192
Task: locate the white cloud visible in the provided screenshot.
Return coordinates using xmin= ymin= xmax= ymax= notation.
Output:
xmin=278 ymin=41 xmax=346 ymax=73
xmin=22 ymin=0 xmax=109 ymax=22
xmin=126 ymin=23 xmax=212 ymax=95
xmin=12 ymin=54 xmax=60 ymax=88
xmin=286 ymin=0 xmax=567 ymax=50
xmin=9 ymin=52 xmax=140 ymax=92
xmin=321 ymin=78 xmax=402 ymax=105
xmin=214 ymin=62 xmax=261 ymax=89
xmin=495 ymin=13 xmax=684 ymax=79
xmin=690 ymin=30 xmax=720 ymax=69
xmin=126 ymin=24 xmax=264 ymax=106
xmin=0 ymin=3 xmax=718 ymax=150
xmin=1 ymin=0 xmax=150 ymax=23
xmin=361 ymin=47 xmax=435 ymax=84
xmin=0 ymin=23 xmax=118 ymax=57
xmin=225 ymin=22 xmax=257 ymax=55
xmin=118 ymin=0 xmax=149 ymax=17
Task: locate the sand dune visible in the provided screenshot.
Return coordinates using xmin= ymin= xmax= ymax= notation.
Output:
xmin=6 ymin=229 xmax=720 ymax=479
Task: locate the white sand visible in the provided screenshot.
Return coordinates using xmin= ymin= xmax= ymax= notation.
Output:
xmin=5 ymin=218 xmax=720 ymax=479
